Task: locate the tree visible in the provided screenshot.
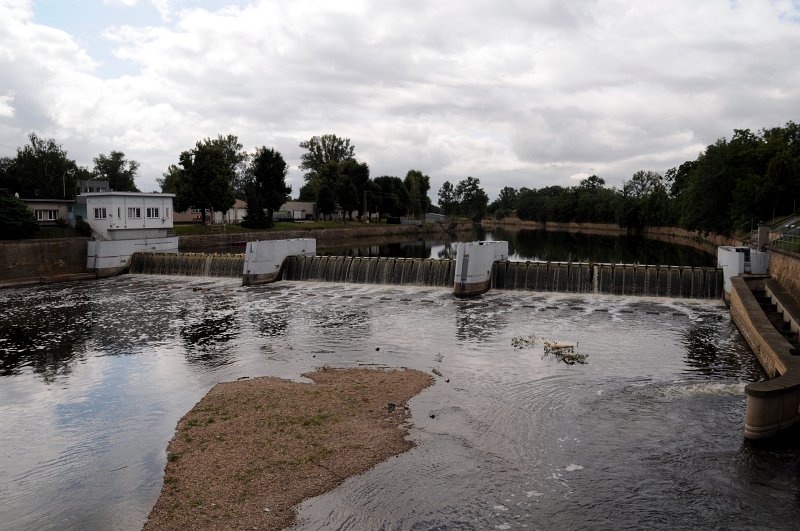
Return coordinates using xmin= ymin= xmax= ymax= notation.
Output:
xmin=403 ymin=170 xmax=432 ymax=219
xmin=489 ymin=186 xmax=518 ymax=218
xmin=93 ymin=151 xmax=140 ymax=192
xmin=0 ymin=133 xmax=80 ymax=199
xmin=157 ymin=164 xmax=183 ymax=194
xmin=455 ymin=176 xmax=489 ymax=222
xmin=373 ymin=176 xmax=409 ymax=218
xmin=340 ymin=159 xmax=370 ymax=219
xmin=298 ymin=134 xmax=356 ymax=179
xmin=241 ymin=147 xmax=290 ymax=228
xmin=316 ymin=181 xmax=337 ymax=220
xmin=174 ymin=139 xmax=236 ymax=224
xmin=210 ymin=134 xmax=249 ymax=198
xmin=437 ymin=181 xmax=458 ymax=216
xmin=0 ymin=191 xmax=39 ymax=239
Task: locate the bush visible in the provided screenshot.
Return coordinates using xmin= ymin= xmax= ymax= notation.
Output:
xmin=75 ymin=216 xmax=92 ymax=237
xmin=0 ymin=193 xmax=39 ymax=239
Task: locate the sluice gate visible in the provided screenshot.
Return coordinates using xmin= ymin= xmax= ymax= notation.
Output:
xmin=281 ymin=255 xmax=456 ymax=287
xmin=128 ymin=252 xmax=244 ymax=278
xmin=492 ymin=261 xmax=723 ymax=298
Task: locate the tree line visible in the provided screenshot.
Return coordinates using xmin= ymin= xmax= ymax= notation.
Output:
xmin=158 ymin=133 xmax=433 ymax=227
xmin=2 ymin=121 xmax=798 ymax=238
xmin=480 ymin=121 xmax=800 ymax=235
xmin=0 ymin=133 xmax=141 ymax=199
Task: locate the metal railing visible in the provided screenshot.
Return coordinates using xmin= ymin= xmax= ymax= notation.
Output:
xmin=770 ymin=230 xmax=800 ymax=252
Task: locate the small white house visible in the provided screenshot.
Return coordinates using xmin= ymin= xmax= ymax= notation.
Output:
xmin=213 ymin=198 xmax=248 ymax=224
xmin=84 ymin=192 xmax=175 ymax=240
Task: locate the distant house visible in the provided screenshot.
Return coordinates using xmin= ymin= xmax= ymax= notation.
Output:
xmin=21 ymin=198 xmax=75 ymax=226
xmin=173 ymin=199 xmax=249 ymax=224
xmin=76 ymin=179 xmax=110 ymax=195
xmin=275 ymin=201 xmax=316 ymax=221
xmin=83 ymin=192 xmax=175 ymax=240
xmin=213 ymin=199 xmax=248 ymax=224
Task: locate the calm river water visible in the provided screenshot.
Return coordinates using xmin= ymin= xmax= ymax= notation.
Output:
xmin=2 ymin=264 xmax=800 ymax=529
xmin=319 ymin=228 xmax=716 ymax=267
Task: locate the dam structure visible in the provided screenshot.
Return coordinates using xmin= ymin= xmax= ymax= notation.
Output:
xmin=82 ymin=237 xmax=800 ymax=440
xmin=125 ymin=238 xmax=724 ymax=299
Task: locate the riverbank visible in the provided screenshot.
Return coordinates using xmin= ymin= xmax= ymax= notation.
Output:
xmin=144 ymin=368 xmax=433 ymax=530
xmin=481 ymin=218 xmax=742 ymax=256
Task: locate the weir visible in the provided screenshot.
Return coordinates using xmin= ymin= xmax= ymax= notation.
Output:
xmin=281 ymin=255 xmax=456 ymax=287
xmin=128 ymin=252 xmax=244 ymax=278
xmin=493 ymin=261 xmax=724 ymax=298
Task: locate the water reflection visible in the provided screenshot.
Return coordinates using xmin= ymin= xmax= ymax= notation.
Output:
xmin=454 ymin=298 xmax=508 ymax=343
xmin=178 ymin=300 xmax=239 ymax=368
xmin=0 ymin=287 xmax=92 ymax=382
xmin=484 ymin=227 xmax=715 ymax=266
xmin=319 ymin=227 xmax=715 ymax=266
xmin=682 ymin=318 xmax=762 ymax=379
xmin=0 ymin=277 xmax=791 ymax=531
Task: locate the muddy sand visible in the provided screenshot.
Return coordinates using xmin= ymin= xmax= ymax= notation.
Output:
xmin=144 ymin=367 xmax=434 ymax=530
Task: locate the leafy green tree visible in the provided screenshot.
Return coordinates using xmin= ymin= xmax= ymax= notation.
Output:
xmin=241 ymin=147 xmax=291 ymax=228
xmin=0 ymin=191 xmax=39 ymax=239
xmin=340 ymin=159 xmax=371 ymax=219
xmin=455 ymin=177 xmax=489 ymax=222
xmin=298 ymin=134 xmax=355 ymax=196
xmin=175 ymin=139 xmax=236 ymax=224
xmin=157 ymin=164 xmax=183 ymax=194
xmin=316 ymin=181 xmax=337 ymax=220
xmin=403 ymin=170 xmax=432 ymax=219
xmin=0 ymin=133 xmax=80 ymax=199
xmin=211 ymin=134 xmax=249 ymax=198
xmin=93 ymin=151 xmax=140 ymax=192
xmin=373 ymin=176 xmax=409 ymax=218
xmin=299 ymin=134 xmax=355 ymax=176
xmin=437 ymin=181 xmax=458 ymax=216
xmin=488 ymin=186 xmax=518 ymax=219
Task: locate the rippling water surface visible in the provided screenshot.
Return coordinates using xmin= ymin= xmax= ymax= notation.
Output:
xmin=1 ymin=275 xmax=798 ymax=530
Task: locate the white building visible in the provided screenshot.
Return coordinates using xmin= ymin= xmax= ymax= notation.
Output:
xmin=275 ymin=201 xmax=316 ymax=220
xmin=213 ymin=198 xmax=248 ymax=224
xmin=84 ymin=192 xmax=175 ymax=240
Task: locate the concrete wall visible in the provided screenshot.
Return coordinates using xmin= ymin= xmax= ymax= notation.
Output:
xmin=769 ymin=249 xmax=800 ymax=305
xmin=730 ymin=276 xmax=800 ymax=439
xmin=0 ymin=238 xmax=88 ymax=281
xmin=242 ymin=239 xmax=316 ymax=285
xmin=179 ymin=222 xmax=473 ymax=252
xmin=87 ymin=237 xmax=179 ymax=276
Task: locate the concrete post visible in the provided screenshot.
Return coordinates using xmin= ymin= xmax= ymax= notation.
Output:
xmin=453 ymin=241 xmax=509 ymax=296
xmin=242 ymin=238 xmax=316 ymax=285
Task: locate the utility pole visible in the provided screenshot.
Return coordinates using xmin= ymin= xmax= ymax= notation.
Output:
xmin=364 ymin=190 xmax=368 ymax=223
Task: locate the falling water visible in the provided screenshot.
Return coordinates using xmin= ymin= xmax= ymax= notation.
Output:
xmin=280 ymin=255 xmax=456 ymax=287
xmin=494 ymin=261 xmax=723 ymax=299
xmin=127 ymin=252 xmax=244 ymax=278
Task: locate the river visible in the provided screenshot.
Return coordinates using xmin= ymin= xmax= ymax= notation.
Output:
xmin=1 ymin=233 xmax=798 ymax=530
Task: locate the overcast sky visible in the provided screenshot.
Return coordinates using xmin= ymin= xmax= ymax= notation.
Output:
xmin=1 ymin=0 xmax=799 ymax=200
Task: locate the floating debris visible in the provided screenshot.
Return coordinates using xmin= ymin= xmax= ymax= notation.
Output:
xmin=511 ymin=335 xmax=536 ymax=349
xmin=542 ymin=339 xmax=589 ymax=365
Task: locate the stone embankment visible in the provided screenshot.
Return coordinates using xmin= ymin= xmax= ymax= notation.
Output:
xmin=178 ymin=222 xmax=470 ymax=252
xmin=731 ymin=273 xmax=800 ymax=439
xmin=0 ymin=238 xmax=93 ymax=287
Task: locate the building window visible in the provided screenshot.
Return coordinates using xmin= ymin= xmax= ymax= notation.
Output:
xmin=94 ymin=208 xmax=107 ymax=219
xmin=146 ymin=207 xmax=160 ymax=219
xmin=35 ymin=209 xmax=59 ymax=221
xmin=128 ymin=207 xmax=141 ymax=219
xmin=165 ymin=207 xmax=170 ymax=218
